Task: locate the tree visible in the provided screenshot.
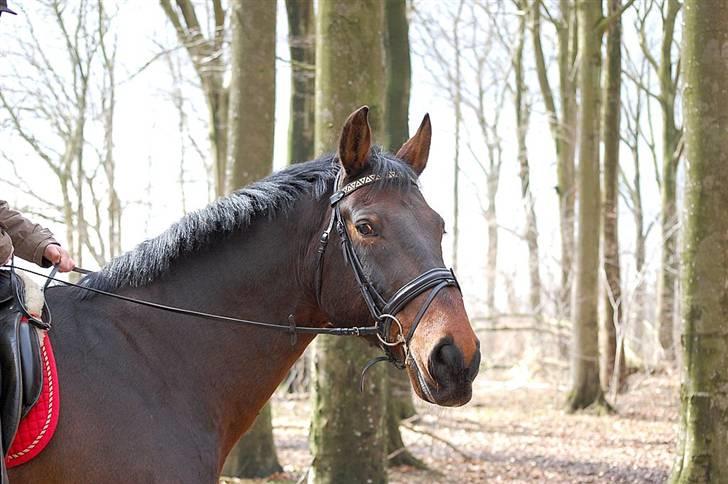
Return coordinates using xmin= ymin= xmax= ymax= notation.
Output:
xmin=620 ymin=54 xmax=657 ymax=360
xmin=567 ymin=0 xmax=605 ymax=411
xmin=285 ymin=0 xmax=316 ymax=164
xmin=228 ymin=0 xmax=276 ymax=190
xmin=601 ymin=0 xmax=626 ymax=392
xmin=635 ymin=0 xmax=682 ymax=361
xmin=222 ymin=404 xmax=281 ymax=478
xmin=513 ymin=0 xmax=541 ymax=313
xmin=670 ymin=2 xmax=728 ymax=480
xmin=0 ymin=0 xmax=120 ymax=270
xmin=160 ymin=0 xmax=228 ymax=196
xmin=222 ymin=0 xmax=280 ymax=478
xmin=382 ymin=0 xmax=422 ymax=469
xmin=309 ymin=1 xmax=387 ymax=482
xmin=531 ymin=0 xmax=578 ymax=319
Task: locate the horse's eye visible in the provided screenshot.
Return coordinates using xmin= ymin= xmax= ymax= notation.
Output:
xmin=356 ymin=222 xmax=375 ymax=236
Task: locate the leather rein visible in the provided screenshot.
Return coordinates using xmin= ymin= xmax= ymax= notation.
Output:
xmin=5 ymin=170 xmax=461 ymax=382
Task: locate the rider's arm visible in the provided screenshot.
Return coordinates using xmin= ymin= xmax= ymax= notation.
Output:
xmin=0 ymin=200 xmax=58 ymax=267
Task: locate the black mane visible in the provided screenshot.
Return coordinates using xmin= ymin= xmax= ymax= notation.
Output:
xmin=81 ymin=148 xmax=416 ymax=293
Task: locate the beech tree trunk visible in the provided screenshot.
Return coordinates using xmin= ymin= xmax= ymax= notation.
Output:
xmin=286 ymin=0 xmax=316 ymax=164
xmin=670 ymin=3 xmax=728 ymax=479
xmin=228 ymin=0 xmax=277 ymax=190
xmin=567 ymin=0 xmax=606 ymax=412
xmin=223 ymin=0 xmax=281 ymax=478
xmin=600 ymin=0 xmax=626 ymax=392
xmin=644 ymin=0 xmax=682 ymax=361
xmin=222 ymin=404 xmax=281 ymax=478
xmin=514 ymin=0 xmax=541 ymax=313
xmin=160 ymin=0 xmax=229 ymax=196
xmin=310 ymin=1 xmax=387 ymax=483
xmin=532 ymin=0 xmax=577 ymax=321
xmin=382 ymin=0 xmax=421 ymax=469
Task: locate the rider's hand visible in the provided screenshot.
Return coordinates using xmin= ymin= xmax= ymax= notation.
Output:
xmin=43 ymin=244 xmax=75 ymax=272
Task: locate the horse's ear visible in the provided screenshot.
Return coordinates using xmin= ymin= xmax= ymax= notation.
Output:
xmin=396 ymin=114 xmax=432 ymax=176
xmin=338 ymin=106 xmax=372 ymax=177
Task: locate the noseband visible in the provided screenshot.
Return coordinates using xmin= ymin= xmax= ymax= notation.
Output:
xmin=315 ymin=170 xmax=461 ymax=374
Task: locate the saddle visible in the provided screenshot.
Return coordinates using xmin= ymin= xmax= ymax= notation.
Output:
xmin=0 ymin=270 xmax=46 ymax=482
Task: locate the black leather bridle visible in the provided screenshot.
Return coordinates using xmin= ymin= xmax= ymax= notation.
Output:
xmin=315 ymin=170 xmax=461 ymax=374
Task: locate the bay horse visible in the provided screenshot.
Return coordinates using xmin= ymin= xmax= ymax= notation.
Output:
xmin=11 ymin=107 xmax=480 ymax=483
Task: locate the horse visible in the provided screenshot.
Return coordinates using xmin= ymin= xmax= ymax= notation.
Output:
xmin=11 ymin=107 xmax=481 ymax=483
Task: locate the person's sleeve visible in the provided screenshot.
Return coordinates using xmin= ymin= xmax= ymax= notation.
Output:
xmin=0 ymin=229 xmax=13 ymax=265
xmin=0 ymin=200 xmax=58 ymax=267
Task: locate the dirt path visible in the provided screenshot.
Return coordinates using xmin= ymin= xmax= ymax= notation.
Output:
xmin=223 ymin=371 xmax=677 ymax=483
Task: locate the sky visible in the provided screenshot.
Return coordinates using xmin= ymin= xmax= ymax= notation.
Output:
xmin=0 ymin=0 xmax=675 ymax=320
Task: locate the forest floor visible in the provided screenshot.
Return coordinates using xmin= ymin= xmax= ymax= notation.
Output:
xmin=221 ymin=369 xmax=678 ymax=483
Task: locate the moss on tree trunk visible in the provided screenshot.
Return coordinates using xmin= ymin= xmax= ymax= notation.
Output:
xmin=310 ymin=1 xmax=387 ymax=482
xmin=670 ymin=2 xmax=728 ymax=481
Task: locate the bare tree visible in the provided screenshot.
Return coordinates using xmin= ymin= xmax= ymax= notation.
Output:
xmin=635 ymin=0 xmax=682 ymax=361
xmin=531 ymin=0 xmax=578 ymax=320
xmin=0 ymin=0 xmax=120 ymax=269
xmin=512 ymin=0 xmax=542 ymax=313
xmin=414 ymin=0 xmax=509 ymax=314
xmin=285 ymin=0 xmax=315 ymax=164
xmin=160 ymin=0 xmax=228 ymax=196
xmin=601 ymin=0 xmax=626 ymax=393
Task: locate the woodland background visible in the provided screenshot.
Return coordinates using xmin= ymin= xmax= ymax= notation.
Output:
xmin=1 ymin=0 xmax=724 ymax=482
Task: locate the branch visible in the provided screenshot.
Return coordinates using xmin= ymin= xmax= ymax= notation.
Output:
xmin=597 ymin=0 xmax=637 ymax=34
xmin=400 ymin=418 xmax=474 ymax=462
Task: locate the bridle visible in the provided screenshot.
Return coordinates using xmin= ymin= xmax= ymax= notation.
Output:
xmin=3 ymin=169 xmax=461 ymax=385
xmin=314 ymin=170 xmax=461 ymax=373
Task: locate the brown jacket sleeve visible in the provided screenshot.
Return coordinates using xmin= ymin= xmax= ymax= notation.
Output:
xmin=0 ymin=200 xmax=58 ymax=267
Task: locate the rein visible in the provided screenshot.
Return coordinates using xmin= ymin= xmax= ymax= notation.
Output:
xmin=4 ymin=264 xmax=379 ymax=341
xmin=4 ymin=169 xmax=461 ymax=390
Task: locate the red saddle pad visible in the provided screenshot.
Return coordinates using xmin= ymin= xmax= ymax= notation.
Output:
xmin=5 ymin=333 xmax=60 ymax=468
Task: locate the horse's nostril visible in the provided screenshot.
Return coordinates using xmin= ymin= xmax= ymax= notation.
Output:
xmin=436 ymin=343 xmax=460 ymax=368
xmin=429 ymin=340 xmax=464 ymax=382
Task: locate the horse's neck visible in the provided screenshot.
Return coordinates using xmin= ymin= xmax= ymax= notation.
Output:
xmin=118 ymin=201 xmax=327 ymax=459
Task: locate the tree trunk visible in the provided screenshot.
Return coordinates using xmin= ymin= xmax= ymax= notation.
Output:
xmin=223 ymin=0 xmax=281 ymax=477
xmin=567 ymin=0 xmax=607 ymax=412
xmin=670 ymin=3 xmax=728 ymax=479
xmin=485 ymin=186 xmax=498 ymax=314
xmin=384 ymin=0 xmax=411 ymax=151
xmin=159 ymin=0 xmax=229 ymax=197
xmin=228 ymin=0 xmax=277 ymax=190
xmin=532 ymin=0 xmax=577 ymax=321
xmin=222 ymin=403 xmax=282 ymax=478
xmin=514 ymin=0 xmax=541 ymax=313
xmin=654 ymin=0 xmax=682 ymax=361
xmin=451 ymin=0 xmax=465 ymax=273
xmin=632 ymin=146 xmax=646 ymax=356
xmin=286 ymin=0 xmax=316 ymax=164
xmin=382 ymin=0 xmax=421 ymax=469
xmin=600 ymin=0 xmax=626 ymax=393
xmin=310 ymin=1 xmax=387 ymax=483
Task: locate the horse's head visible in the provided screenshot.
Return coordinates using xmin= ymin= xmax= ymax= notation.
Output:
xmin=320 ymin=106 xmax=480 ymax=407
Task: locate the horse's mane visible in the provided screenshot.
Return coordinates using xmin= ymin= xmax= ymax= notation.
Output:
xmin=80 ymin=147 xmax=416 ymax=294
